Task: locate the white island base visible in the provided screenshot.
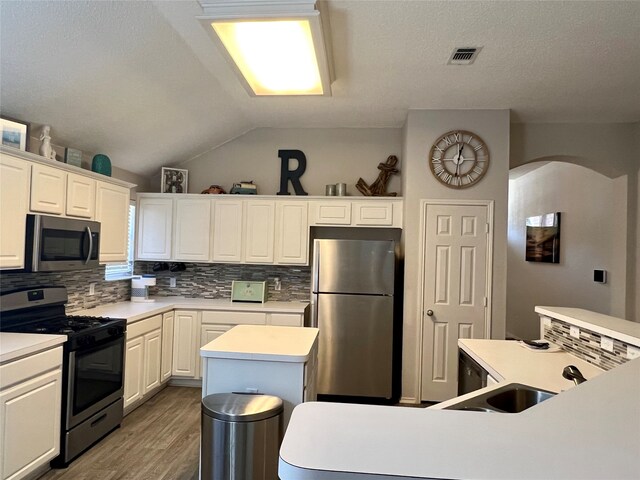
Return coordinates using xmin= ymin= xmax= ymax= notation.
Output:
xmin=200 ymin=325 xmax=319 ymax=429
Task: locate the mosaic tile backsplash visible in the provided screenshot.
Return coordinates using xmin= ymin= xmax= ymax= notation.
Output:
xmin=0 ymin=267 xmax=131 ymax=313
xmin=543 ymin=318 xmax=629 ymax=371
xmin=134 ymin=262 xmax=311 ymax=302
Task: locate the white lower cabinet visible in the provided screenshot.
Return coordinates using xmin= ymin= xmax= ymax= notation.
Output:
xmin=161 ymin=311 xmax=174 ymax=383
xmin=198 ymin=324 xmax=232 ymax=380
xmin=0 ymin=347 xmax=63 ymax=480
xmin=124 ymin=315 xmax=162 ymax=410
xmin=171 ymin=310 xmax=200 ymax=378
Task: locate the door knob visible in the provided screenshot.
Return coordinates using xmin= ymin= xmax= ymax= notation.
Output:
xmin=426 ymin=309 xmax=434 ymax=317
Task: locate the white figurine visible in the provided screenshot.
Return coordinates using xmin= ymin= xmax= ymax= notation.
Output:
xmin=39 ymin=125 xmax=57 ymax=160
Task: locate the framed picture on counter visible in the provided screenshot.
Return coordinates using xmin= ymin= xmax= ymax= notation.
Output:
xmin=0 ymin=116 xmax=30 ymax=152
xmin=161 ymin=167 xmax=188 ymax=193
xmin=525 ymin=212 xmax=561 ymax=263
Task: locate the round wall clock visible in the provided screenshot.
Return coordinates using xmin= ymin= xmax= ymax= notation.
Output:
xmin=429 ymin=130 xmax=490 ymax=189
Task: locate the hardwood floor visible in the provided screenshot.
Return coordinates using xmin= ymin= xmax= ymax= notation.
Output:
xmin=41 ymin=387 xmax=201 ymax=480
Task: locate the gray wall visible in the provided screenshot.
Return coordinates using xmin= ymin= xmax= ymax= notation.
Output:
xmin=507 ymin=162 xmax=628 ymax=339
xmin=177 ymin=127 xmax=403 ymax=196
xmin=401 ymin=109 xmax=510 ymax=402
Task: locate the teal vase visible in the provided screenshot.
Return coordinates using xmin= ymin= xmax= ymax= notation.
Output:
xmin=92 ymin=154 xmax=112 ymax=176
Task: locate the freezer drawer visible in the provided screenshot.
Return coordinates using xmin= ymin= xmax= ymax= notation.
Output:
xmin=316 ymin=293 xmax=393 ymax=398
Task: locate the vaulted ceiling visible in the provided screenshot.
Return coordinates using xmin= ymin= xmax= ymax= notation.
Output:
xmin=1 ymin=1 xmax=638 ymax=176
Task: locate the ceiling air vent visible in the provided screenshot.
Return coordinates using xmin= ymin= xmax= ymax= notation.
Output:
xmin=448 ymin=47 xmax=482 ymax=65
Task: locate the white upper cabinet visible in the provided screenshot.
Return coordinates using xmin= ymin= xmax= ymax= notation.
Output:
xmin=66 ymin=173 xmax=96 ymax=219
xmin=136 ymin=197 xmax=173 ymax=261
xmin=30 ymin=164 xmax=66 ymax=215
xmin=352 ymin=201 xmax=393 ymax=226
xmin=212 ymin=199 xmax=243 ymax=263
xmin=96 ymin=182 xmax=130 ymax=263
xmin=244 ymin=200 xmax=275 ymax=264
xmin=0 ymin=154 xmax=30 ymax=269
xmin=275 ymin=201 xmax=308 ymax=265
xmin=174 ymin=198 xmax=212 ymax=262
xmin=310 ymin=200 xmax=351 ymax=225
xmin=310 ymin=199 xmax=402 ymax=228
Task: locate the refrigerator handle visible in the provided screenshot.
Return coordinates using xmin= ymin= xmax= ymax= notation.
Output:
xmin=312 ymin=239 xmax=320 ymax=293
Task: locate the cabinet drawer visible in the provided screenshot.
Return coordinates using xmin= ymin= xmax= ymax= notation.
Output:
xmin=312 ymin=201 xmax=352 ymax=225
xmin=127 ymin=314 xmax=162 ymax=339
xmin=268 ymin=313 xmax=302 ymax=327
xmin=201 ymin=310 xmax=266 ymax=325
xmin=0 ymin=347 xmax=63 ymax=390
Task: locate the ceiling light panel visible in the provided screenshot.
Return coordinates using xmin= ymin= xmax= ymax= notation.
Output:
xmin=198 ymin=1 xmax=332 ymax=96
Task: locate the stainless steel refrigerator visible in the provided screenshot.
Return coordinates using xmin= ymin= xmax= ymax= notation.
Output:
xmin=311 ymin=238 xmax=396 ymax=399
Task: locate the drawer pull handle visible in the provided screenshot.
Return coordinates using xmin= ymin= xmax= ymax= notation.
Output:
xmin=91 ymin=414 xmax=107 ymax=427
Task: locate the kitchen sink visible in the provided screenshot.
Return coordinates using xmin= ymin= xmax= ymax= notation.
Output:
xmin=444 ymin=383 xmax=555 ymax=413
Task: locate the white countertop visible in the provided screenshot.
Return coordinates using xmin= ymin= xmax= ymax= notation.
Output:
xmin=536 ymin=306 xmax=640 ymax=347
xmin=71 ymin=297 xmax=309 ymax=324
xmin=279 ymin=358 xmax=640 ymax=480
xmin=200 ymin=325 xmax=319 ymax=363
xmin=0 ymin=332 xmax=67 ymax=364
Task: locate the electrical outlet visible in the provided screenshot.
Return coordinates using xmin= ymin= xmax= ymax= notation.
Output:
xmin=627 ymin=345 xmax=640 ymax=360
xmin=600 ymin=336 xmax=614 ymax=353
xmin=169 ymin=277 xmax=177 ymax=288
xmin=273 ymin=277 xmax=281 ymax=291
xmin=542 ymin=316 xmax=551 ymax=328
xmin=88 ymin=283 xmax=96 ymax=296
xmin=570 ymin=326 xmax=580 ymax=339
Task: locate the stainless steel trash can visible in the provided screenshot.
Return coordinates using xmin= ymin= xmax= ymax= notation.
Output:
xmin=201 ymin=393 xmax=283 ymax=480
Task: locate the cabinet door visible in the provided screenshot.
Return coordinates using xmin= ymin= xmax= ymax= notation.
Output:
xmin=198 ymin=324 xmax=232 ymax=380
xmin=212 ymin=200 xmax=243 ymax=262
xmin=136 ymin=197 xmax=173 ymax=261
xmin=30 ymin=164 xmax=66 ymax=215
xmin=143 ymin=329 xmax=162 ymax=394
xmin=66 ymin=173 xmax=96 ymax=219
xmin=244 ymin=200 xmax=275 ymax=264
xmin=268 ymin=313 xmax=303 ymax=327
xmin=174 ymin=198 xmax=211 ymax=261
xmin=0 ymin=154 xmax=30 ymax=269
xmin=96 ymin=182 xmax=130 ymax=263
xmin=161 ymin=312 xmax=174 ymax=383
xmin=310 ymin=201 xmax=351 ymax=225
xmin=275 ymin=201 xmax=308 ymax=265
xmin=172 ymin=311 xmax=200 ymax=378
xmin=0 ymin=369 xmax=62 ymax=480
xmin=353 ymin=201 xmax=393 ymax=226
xmin=124 ymin=336 xmax=144 ymax=408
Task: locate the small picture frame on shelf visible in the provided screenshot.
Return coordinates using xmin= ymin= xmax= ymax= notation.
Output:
xmin=161 ymin=167 xmax=189 ymax=194
xmin=0 ymin=116 xmax=30 ymax=152
xmin=64 ymin=148 xmax=83 ymax=168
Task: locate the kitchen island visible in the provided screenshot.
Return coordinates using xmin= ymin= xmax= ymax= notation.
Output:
xmin=279 ymin=357 xmax=640 ymax=479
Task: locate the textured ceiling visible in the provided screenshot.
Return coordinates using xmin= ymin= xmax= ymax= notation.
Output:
xmin=1 ymin=1 xmax=639 ymax=176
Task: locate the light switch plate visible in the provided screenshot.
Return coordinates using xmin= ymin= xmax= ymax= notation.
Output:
xmin=570 ymin=326 xmax=580 ymax=339
xmin=600 ymin=336 xmax=614 ymax=352
xmin=627 ymin=345 xmax=640 ymax=360
xmin=170 ymin=277 xmax=177 ymax=288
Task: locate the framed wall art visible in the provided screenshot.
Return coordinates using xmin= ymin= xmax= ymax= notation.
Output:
xmin=161 ymin=167 xmax=188 ymax=193
xmin=525 ymin=212 xmax=561 ymax=263
xmin=0 ymin=116 xmax=30 ymax=152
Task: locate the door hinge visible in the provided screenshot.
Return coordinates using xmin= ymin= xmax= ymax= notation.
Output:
xmin=485 ymin=223 xmax=490 ymax=234
xmin=483 ymin=297 xmax=488 ymax=307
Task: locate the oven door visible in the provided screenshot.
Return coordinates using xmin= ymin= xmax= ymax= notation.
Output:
xmin=66 ymin=335 xmax=124 ymax=430
xmin=27 ymin=214 xmax=100 ymax=272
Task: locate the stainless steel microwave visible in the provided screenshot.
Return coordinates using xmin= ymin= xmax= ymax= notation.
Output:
xmin=22 ymin=214 xmax=100 ymax=272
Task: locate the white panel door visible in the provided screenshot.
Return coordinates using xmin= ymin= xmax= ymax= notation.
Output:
xmin=0 ymin=370 xmax=61 ymax=480
xmin=161 ymin=312 xmax=174 ymax=383
xmin=172 ymin=310 xmax=200 ymax=378
xmin=212 ymin=200 xmax=243 ymax=262
xmin=95 ymin=182 xmax=130 ymax=263
xmin=124 ymin=336 xmax=143 ymax=408
xmin=275 ymin=201 xmax=308 ymax=265
xmin=244 ymin=200 xmax=275 ymax=264
xmin=421 ymin=203 xmax=490 ymax=402
xmin=136 ymin=197 xmax=173 ymax=260
xmin=30 ymin=164 xmax=66 ymax=215
xmin=66 ymin=173 xmax=96 ymax=218
xmin=0 ymin=154 xmax=30 ymax=269
xmin=174 ymin=198 xmax=211 ymax=261
xmin=142 ymin=329 xmax=162 ymax=394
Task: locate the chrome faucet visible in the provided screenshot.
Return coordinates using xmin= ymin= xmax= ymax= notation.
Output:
xmin=562 ymin=365 xmax=587 ymax=385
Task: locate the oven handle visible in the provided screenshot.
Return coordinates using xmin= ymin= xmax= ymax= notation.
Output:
xmin=84 ymin=226 xmax=93 ymax=264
